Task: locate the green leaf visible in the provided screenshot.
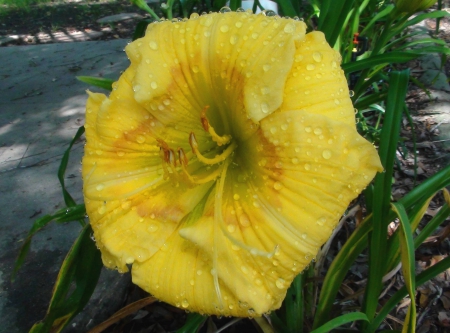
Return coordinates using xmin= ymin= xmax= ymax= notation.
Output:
xmin=414 ymin=189 xmax=450 ymax=247
xmin=29 ymin=224 xmax=102 ymax=333
xmin=275 ymin=0 xmax=298 ymax=17
xmin=76 ymin=76 xmax=115 ymax=91
xmin=317 ymin=0 xmax=356 ymax=47
xmin=361 ymin=70 xmax=409 ymax=324
xmin=12 ymin=204 xmax=86 ymax=280
xmin=58 ymin=126 xmax=85 ymax=208
xmin=391 ymin=202 xmax=416 ymax=333
xmin=310 ymin=312 xmax=369 ymax=333
xmin=175 ymin=313 xmax=207 ymax=333
xmin=229 ymin=0 xmax=242 ymax=11
xmin=132 ymin=19 xmax=153 ymax=40
xmin=369 ymin=255 xmax=450 ymax=332
xmin=130 ymin=0 xmax=160 ymax=20
xmin=342 ymin=52 xmax=421 ymax=74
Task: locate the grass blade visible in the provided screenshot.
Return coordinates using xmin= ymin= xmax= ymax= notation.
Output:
xmin=311 ymin=312 xmax=369 ymax=333
xmin=12 ymin=204 xmax=86 ymax=279
xmin=391 ymin=202 xmax=416 ymax=333
xmin=369 ymin=255 xmax=450 ymax=332
xmin=29 ymin=224 xmax=102 ymax=333
xmin=76 ymin=76 xmax=114 ymax=91
xmin=361 ymin=70 xmax=409 ymax=324
xmin=175 ymin=313 xmax=207 ymax=333
xmin=57 ymin=126 xmax=85 ymax=208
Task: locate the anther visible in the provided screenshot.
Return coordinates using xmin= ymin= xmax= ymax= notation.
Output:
xmin=200 ymin=106 xmax=231 ymax=146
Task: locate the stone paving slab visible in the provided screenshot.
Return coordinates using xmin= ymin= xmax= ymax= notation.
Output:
xmin=0 ymin=39 xmax=131 ymax=332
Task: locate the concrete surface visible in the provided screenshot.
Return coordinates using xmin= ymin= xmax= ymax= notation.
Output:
xmin=0 ymin=39 xmax=131 ymax=332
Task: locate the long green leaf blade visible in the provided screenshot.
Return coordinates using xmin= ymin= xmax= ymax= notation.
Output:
xmin=311 ymin=312 xmax=369 ymax=333
xmin=391 ymin=202 xmax=416 ymax=333
xmin=76 ymin=76 xmax=114 ymax=91
xmin=362 ymin=70 xmax=409 ymax=324
xmin=29 ymin=224 xmax=102 ymax=333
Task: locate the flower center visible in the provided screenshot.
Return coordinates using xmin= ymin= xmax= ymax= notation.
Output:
xmin=157 ymin=106 xmax=237 ymax=186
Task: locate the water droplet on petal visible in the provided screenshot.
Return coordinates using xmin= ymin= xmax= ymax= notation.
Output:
xmin=263 ymin=64 xmax=271 ymax=72
xmin=233 ymin=194 xmax=240 ymax=200
xmin=239 ymin=214 xmax=250 ymax=227
xmin=306 ymin=64 xmax=315 ymax=71
xmin=322 ymin=150 xmax=331 ymax=159
xmin=284 ymin=23 xmax=295 ymax=33
xmin=148 ymin=223 xmax=159 ymax=232
xmin=151 ymin=82 xmax=158 ymax=89
xmin=312 ymin=52 xmax=322 ymax=62
xmin=181 ymin=299 xmax=189 ymax=308
xmin=276 ymin=278 xmax=285 ymax=289
xmin=273 ymin=182 xmax=282 ymax=190
xmin=96 ymin=184 xmax=105 ymax=191
xmin=220 ymin=25 xmax=229 ymax=33
xmin=136 ymin=135 xmax=146 ymax=143
xmin=261 ymin=103 xmax=269 ymax=113
xmin=149 ymin=41 xmax=158 ymax=50
xmin=316 ymin=217 xmax=326 ymax=226
xmin=304 ymin=164 xmax=311 ymax=171
xmin=227 ymin=224 xmax=236 ymax=233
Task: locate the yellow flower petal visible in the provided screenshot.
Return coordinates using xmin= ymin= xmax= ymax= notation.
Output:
xmin=83 ymin=11 xmax=382 ymax=317
xmin=282 ymin=31 xmax=355 ymax=126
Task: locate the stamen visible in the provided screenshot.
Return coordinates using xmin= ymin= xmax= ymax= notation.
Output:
xmin=200 ymin=106 xmax=232 ymax=146
xmin=190 ymin=132 xmax=237 ymax=165
xmin=178 ymin=148 xmax=222 ymax=185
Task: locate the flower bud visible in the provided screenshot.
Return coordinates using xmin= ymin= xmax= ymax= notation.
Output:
xmin=394 ymin=0 xmax=437 ymax=14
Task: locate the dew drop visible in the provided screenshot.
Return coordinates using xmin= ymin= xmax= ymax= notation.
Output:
xmin=343 ymin=148 xmax=349 ymax=154
xmin=260 ymin=86 xmax=270 ymax=95
xmin=227 ymin=224 xmax=236 ymax=233
xmin=229 ymin=304 xmax=234 ymax=310
xmin=251 ymin=32 xmax=259 ymax=39
xmin=306 ymin=64 xmax=315 ymax=71
xmin=272 ymin=259 xmax=279 ymax=266
xmin=151 ymin=81 xmax=158 ymax=89
xmin=276 ymin=278 xmax=285 ymax=289
xmin=190 ymin=12 xmax=199 ymax=19
xmin=125 ymin=257 xmax=134 ymax=264
xmin=291 ymin=158 xmax=299 ymax=164
xmin=136 ymin=135 xmax=146 ymax=143
xmin=220 ymin=25 xmax=229 ymax=33
xmin=255 ymin=278 xmax=263 ymax=286
xmin=197 ymin=269 xmax=203 ymax=275
xmin=116 ymin=151 xmax=125 ymax=157
xmin=273 ymin=182 xmax=282 ymax=191
xmin=322 ymin=150 xmax=331 ymax=159
xmin=189 ymin=279 xmax=195 ymax=286
xmin=239 ymin=214 xmax=250 ymax=227
xmin=261 ymin=103 xmax=269 ymax=113
xmin=304 ymin=164 xmax=311 ymax=171
xmin=241 ymin=265 xmax=249 ymax=274
xmin=284 ymin=23 xmax=295 ymax=33
xmin=316 ymin=217 xmax=326 ymax=226
xmin=281 ymin=124 xmax=288 ymax=130
xmin=313 ymin=127 xmax=322 ymax=135
xmin=192 ymin=65 xmax=200 ymax=73
xmin=97 ymin=205 xmax=106 ymax=215
xmin=233 ymin=194 xmax=240 ymax=200
xmin=148 ymin=223 xmax=159 ymax=233
xmin=301 ymin=233 xmax=307 ymax=239
xmin=96 ymin=184 xmax=105 ymax=191
xmin=263 ymin=64 xmax=271 ymax=72
xmin=349 ymin=90 xmax=355 ymax=97
xmin=235 ymin=21 xmax=243 ymax=28
xmin=270 ymin=127 xmax=277 ymax=134
xmin=230 ymin=34 xmax=239 ymax=45
xmin=312 ymin=52 xmax=323 ymax=62
xmin=181 ymin=299 xmax=189 ymax=308
xmin=149 ymin=41 xmax=158 ymax=50
xmin=334 ymin=98 xmax=340 ymax=105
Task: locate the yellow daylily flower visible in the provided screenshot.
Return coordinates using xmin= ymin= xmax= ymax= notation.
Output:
xmin=82 ymin=11 xmax=383 ymax=317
